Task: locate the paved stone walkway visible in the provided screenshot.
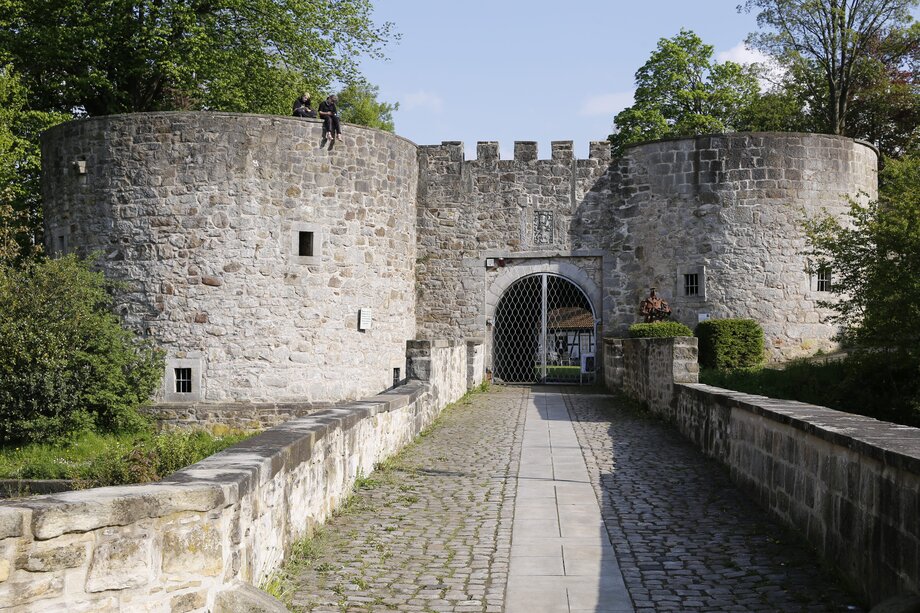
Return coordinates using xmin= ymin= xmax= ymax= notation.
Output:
xmin=285 ymin=386 xmax=863 ymax=612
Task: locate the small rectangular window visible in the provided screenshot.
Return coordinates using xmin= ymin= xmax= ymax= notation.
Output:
xmin=817 ymin=267 xmax=832 ymax=292
xmin=175 ymin=368 xmax=192 ymax=393
xmin=298 ymin=231 xmax=314 ymax=257
xmin=684 ymin=273 xmax=700 ymax=296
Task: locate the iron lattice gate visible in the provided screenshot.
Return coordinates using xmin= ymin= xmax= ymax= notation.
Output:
xmin=492 ymin=274 xmax=597 ymax=385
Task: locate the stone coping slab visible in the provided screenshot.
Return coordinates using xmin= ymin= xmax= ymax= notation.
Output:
xmin=680 ymin=383 xmax=920 ymax=472
xmin=0 ymin=381 xmax=428 ymax=541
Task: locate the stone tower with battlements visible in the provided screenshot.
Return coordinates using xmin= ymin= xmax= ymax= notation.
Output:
xmin=41 ymin=113 xmax=877 ymax=404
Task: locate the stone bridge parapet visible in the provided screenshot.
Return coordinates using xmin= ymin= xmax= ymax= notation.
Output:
xmin=0 ymin=339 xmax=481 ymax=612
xmin=605 ymin=336 xmax=920 ymax=606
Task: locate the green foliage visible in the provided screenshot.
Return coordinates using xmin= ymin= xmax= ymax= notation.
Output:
xmin=740 ymin=87 xmax=814 ymax=133
xmin=0 ymin=0 xmax=396 ymax=116
xmin=610 ymin=29 xmax=761 ymax=155
xmin=628 ymin=321 xmax=694 ymax=338
xmin=0 ymin=429 xmax=251 ymax=485
xmin=695 ymin=319 xmax=765 ymax=369
xmin=742 ymin=0 xmax=919 ymax=139
xmin=336 ymin=80 xmax=398 ymax=132
xmin=805 ymin=154 xmax=920 ymax=353
xmin=700 ymin=352 xmax=920 ymax=427
xmin=0 ymin=64 xmax=68 ymax=263
xmin=0 ymin=255 xmax=163 ymax=444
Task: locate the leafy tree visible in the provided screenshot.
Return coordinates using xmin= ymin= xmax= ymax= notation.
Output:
xmin=0 ymin=64 xmax=68 ymax=264
xmin=610 ymin=30 xmax=761 ymax=155
xmin=742 ymin=0 xmax=919 ymax=137
xmin=336 ymin=80 xmax=398 ymax=132
xmin=805 ymin=153 xmax=920 ymax=353
xmin=0 ymin=0 xmax=396 ymax=116
xmin=0 ymin=255 xmax=162 ymax=443
xmin=845 ymin=21 xmax=920 ymax=156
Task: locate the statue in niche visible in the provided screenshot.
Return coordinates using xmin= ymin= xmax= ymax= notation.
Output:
xmin=640 ymin=287 xmax=672 ymax=323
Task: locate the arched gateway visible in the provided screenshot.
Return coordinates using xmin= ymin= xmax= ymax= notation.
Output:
xmin=492 ymin=273 xmax=597 ymax=384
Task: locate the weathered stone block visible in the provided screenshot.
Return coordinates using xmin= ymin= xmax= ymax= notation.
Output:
xmin=0 ymin=572 xmax=64 ymax=605
xmin=24 ymin=484 xmax=224 ymax=539
xmin=85 ymin=537 xmax=150 ymax=592
xmin=171 ymin=589 xmax=207 ymax=612
xmin=161 ymin=523 xmax=223 ymax=577
xmin=0 ymin=506 xmax=25 ymax=539
xmin=16 ymin=542 xmax=86 ymax=571
xmin=214 ymin=582 xmax=288 ymax=613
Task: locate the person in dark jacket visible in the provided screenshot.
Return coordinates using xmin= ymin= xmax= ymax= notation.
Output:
xmin=292 ymin=93 xmax=316 ymax=118
xmin=318 ymin=95 xmax=341 ymax=143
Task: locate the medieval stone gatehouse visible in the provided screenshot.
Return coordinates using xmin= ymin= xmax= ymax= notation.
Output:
xmin=41 ymin=113 xmax=877 ymax=403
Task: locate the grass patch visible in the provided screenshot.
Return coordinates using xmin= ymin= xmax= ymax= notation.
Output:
xmin=0 ymin=428 xmax=252 ymax=488
xmin=262 ymin=527 xmax=329 ymax=606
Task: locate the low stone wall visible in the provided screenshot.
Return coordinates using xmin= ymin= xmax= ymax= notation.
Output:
xmin=0 ymin=339 xmax=480 ymax=612
xmin=141 ymin=401 xmax=331 ymax=431
xmin=604 ymin=336 xmax=920 ymax=606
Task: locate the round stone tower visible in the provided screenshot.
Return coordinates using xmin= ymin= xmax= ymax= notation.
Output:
xmin=613 ymin=133 xmax=878 ymax=358
xmin=42 ymin=112 xmax=418 ymax=403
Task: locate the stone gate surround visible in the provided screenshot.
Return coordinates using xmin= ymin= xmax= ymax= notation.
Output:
xmin=484 ymin=260 xmax=603 ymax=375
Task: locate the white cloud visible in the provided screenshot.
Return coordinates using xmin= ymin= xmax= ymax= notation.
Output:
xmin=579 ymin=91 xmax=635 ymax=117
xmin=716 ymin=42 xmax=770 ymax=66
xmin=717 ymin=42 xmax=787 ymax=90
xmin=402 ymin=90 xmax=444 ymax=113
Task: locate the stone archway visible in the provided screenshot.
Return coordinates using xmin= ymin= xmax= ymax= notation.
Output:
xmin=488 ymin=266 xmax=600 ymax=384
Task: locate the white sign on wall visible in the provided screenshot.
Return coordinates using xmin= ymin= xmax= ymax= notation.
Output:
xmin=358 ymin=308 xmax=372 ymax=331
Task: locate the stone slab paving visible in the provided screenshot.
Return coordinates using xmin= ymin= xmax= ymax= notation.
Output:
xmin=286 ymin=386 xmax=864 ymax=612
xmin=506 ymin=389 xmax=632 ymax=613
xmin=564 ymin=387 xmax=864 ymax=613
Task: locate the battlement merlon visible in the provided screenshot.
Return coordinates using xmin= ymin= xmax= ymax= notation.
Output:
xmin=418 ymin=140 xmax=612 ymax=165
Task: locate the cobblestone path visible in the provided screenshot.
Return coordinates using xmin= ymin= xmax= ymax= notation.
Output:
xmin=565 ymin=389 xmax=863 ymax=613
xmin=284 ymin=386 xmax=863 ymax=612
xmin=287 ymin=387 xmax=527 ymax=612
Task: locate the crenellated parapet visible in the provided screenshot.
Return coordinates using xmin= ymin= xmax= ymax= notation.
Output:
xmin=419 ymin=139 xmax=610 ymax=167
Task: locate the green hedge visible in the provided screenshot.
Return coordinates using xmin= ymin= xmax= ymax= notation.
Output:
xmin=628 ymin=321 xmax=694 ymax=338
xmin=695 ymin=319 xmax=764 ymax=369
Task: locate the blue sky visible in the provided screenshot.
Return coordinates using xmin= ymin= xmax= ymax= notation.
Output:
xmin=359 ymin=1 xmax=766 ymax=159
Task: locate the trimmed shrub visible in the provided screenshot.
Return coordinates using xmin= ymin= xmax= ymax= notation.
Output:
xmin=695 ymin=319 xmax=764 ymax=369
xmin=628 ymin=321 xmax=694 ymax=338
xmin=0 ymin=255 xmax=163 ymax=444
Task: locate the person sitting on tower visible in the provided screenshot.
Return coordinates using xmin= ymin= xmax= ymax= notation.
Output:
xmin=640 ymin=287 xmax=672 ymax=323
xmin=318 ymin=94 xmax=341 ymax=146
xmin=292 ymin=92 xmax=316 ymax=118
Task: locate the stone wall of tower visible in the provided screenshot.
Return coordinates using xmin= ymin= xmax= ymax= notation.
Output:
xmin=611 ymin=133 xmax=877 ymax=359
xmin=42 ymin=113 xmax=418 ymax=402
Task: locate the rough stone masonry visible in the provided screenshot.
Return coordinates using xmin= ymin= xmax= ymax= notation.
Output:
xmin=41 ymin=115 xmax=876 ymax=404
